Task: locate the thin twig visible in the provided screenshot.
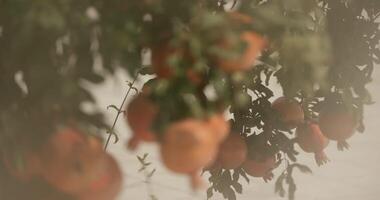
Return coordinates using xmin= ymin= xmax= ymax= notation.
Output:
xmin=373 ymin=12 xmax=380 ymax=20
xmin=230 ymin=0 xmax=238 ymax=10
xmin=104 ymin=73 xmax=139 ymax=150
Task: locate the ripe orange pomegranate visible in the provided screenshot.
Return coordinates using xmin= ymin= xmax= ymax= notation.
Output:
xmin=40 ymin=128 xmax=121 ymax=197
xmin=272 ymin=97 xmax=304 ymax=129
xmin=125 ymin=94 xmax=158 ymax=150
xmin=296 ymin=122 xmax=329 ymax=166
xmin=319 ymin=105 xmax=357 ymax=142
xmin=2 ymin=151 xmax=41 ymax=182
xmin=151 ymin=43 xmax=203 ymax=85
xmin=78 ymin=154 xmax=122 ymax=200
xmin=160 ymin=119 xmax=218 ymax=189
xmin=205 ymin=113 xmax=230 ymax=143
xmin=215 ymin=13 xmax=266 ymax=73
xmin=217 ymin=133 xmax=247 ymax=169
xmin=242 ymin=155 xmax=276 ymax=182
xmin=216 ymin=32 xmax=266 ymax=73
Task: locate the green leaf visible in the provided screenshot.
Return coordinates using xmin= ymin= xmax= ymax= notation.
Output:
xmin=223 ymin=186 xmax=236 ymax=200
xmin=232 ymin=182 xmax=243 ymax=194
xmin=239 ymin=169 xmax=250 ymax=183
xmin=288 ymin=178 xmax=296 ymax=200
xmin=106 ymin=129 xmax=119 ymax=144
xmin=138 ymin=166 xmax=146 ymax=172
xmin=137 ymin=155 xmax=145 ymax=165
xmin=148 ymin=169 xmax=156 ymax=178
xmin=275 ymin=173 xmax=286 ymax=197
xmin=107 ymin=105 xmax=121 ymax=113
xmin=207 ymin=187 xmax=214 ymax=199
xmin=232 ymin=169 xmax=240 ymax=182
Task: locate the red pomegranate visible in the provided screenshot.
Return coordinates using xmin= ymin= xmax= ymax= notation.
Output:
xmin=217 ymin=133 xmax=247 ymax=169
xmin=205 ymin=113 xmax=230 ymax=143
xmin=242 ymin=155 xmax=276 ymax=182
xmin=215 ymin=31 xmax=266 ymax=73
xmin=272 ymin=97 xmax=304 ymax=129
xmin=125 ymin=94 xmax=158 ymax=150
xmin=78 ymin=154 xmax=122 ymax=200
xmin=151 ymin=43 xmax=203 ymax=85
xmin=319 ymin=105 xmax=357 ymax=142
xmin=214 ymin=12 xmax=266 ymax=73
xmin=160 ymin=119 xmax=218 ymax=189
xmin=40 ymin=128 xmax=122 ymax=199
xmin=296 ymin=122 xmax=329 ymax=166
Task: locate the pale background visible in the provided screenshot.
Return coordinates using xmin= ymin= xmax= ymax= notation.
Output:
xmin=90 ymin=63 xmax=380 ymax=200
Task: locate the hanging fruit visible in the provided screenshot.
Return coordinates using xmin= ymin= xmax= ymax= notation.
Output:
xmin=125 ymin=94 xmax=158 ymax=150
xmin=213 ymin=13 xmax=266 ymax=73
xmin=205 ymin=113 xmax=231 ymax=144
xmin=296 ymin=122 xmax=330 ymax=166
xmin=217 ymin=133 xmax=248 ymax=170
xmin=272 ymin=97 xmax=305 ymax=129
xmin=319 ymin=104 xmax=358 ymax=148
xmin=242 ymin=155 xmax=277 ymax=182
xmin=160 ymin=119 xmax=218 ymax=189
xmin=0 ymin=0 xmax=378 ymax=200
xmin=78 ymin=154 xmax=122 ymax=200
xmin=38 ymin=129 xmax=122 ymax=200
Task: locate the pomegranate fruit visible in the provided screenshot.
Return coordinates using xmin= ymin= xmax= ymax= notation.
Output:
xmin=296 ymin=122 xmax=329 ymax=166
xmin=205 ymin=113 xmax=230 ymax=143
xmin=78 ymin=154 xmax=122 ymax=200
xmin=272 ymin=97 xmax=304 ymax=129
xmin=160 ymin=119 xmax=218 ymax=189
xmin=242 ymin=155 xmax=276 ymax=182
xmin=217 ymin=133 xmax=247 ymax=169
xmin=215 ymin=12 xmax=266 ymax=73
xmin=40 ymin=128 xmax=121 ymax=198
xmin=125 ymin=94 xmax=157 ymax=150
xmin=319 ymin=105 xmax=357 ymax=142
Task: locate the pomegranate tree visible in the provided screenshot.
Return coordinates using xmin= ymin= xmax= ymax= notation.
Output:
xmin=0 ymin=0 xmax=378 ymax=200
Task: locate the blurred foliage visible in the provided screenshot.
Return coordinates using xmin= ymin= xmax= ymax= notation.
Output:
xmin=0 ymin=0 xmax=379 ymax=199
